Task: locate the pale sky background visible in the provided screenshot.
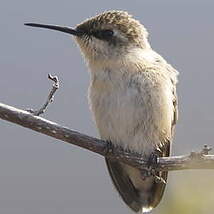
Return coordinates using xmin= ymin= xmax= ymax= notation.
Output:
xmin=0 ymin=0 xmax=214 ymax=213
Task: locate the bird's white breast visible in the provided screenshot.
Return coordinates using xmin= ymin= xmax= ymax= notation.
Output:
xmin=88 ymin=50 xmax=176 ymax=155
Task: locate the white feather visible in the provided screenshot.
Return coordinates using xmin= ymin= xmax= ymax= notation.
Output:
xmin=88 ymin=47 xmax=177 ymax=155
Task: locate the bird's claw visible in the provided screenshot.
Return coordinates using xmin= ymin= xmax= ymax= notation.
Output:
xmin=147 ymin=152 xmax=159 ymax=169
xmin=140 ymin=151 xmax=160 ymax=180
xmin=106 ymin=140 xmax=114 ymax=154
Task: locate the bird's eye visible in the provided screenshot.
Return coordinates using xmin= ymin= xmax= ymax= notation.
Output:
xmin=93 ymin=29 xmax=114 ymax=40
xmin=101 ymin=30 xmax=114 ymax=38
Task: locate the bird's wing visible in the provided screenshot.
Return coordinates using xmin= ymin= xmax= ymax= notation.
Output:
xmin=151 ymin=78 xmax=178 ymax=207
xmin=171 ymin=83 xmax=178 ymax=135
xmin=105 ymin=159 xmax=142 ymax=212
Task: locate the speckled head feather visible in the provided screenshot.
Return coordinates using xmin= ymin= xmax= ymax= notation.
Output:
xmin=75 ymin=10 xmax=150 ymax=58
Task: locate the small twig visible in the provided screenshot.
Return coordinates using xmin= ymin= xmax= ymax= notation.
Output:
xmin=27 ymin=74 xmax=59 ymax=116
xmin=0 ymin=102 xmax=214 ymax=172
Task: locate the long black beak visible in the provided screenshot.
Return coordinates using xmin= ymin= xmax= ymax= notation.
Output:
xmin=24 ymin=23 xmax=83 ymax=36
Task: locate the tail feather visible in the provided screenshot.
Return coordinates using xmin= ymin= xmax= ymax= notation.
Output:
xmin=106 ymin=159 xmax=142 ymax=212
xmin=105 ymin=145 xmax=170 ymax=213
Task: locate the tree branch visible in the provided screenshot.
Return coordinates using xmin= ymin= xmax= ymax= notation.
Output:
xmin=27 ymin=74 xmax=59 ymax=116
xmin=0 ymin=102 xmax=214 ymax=172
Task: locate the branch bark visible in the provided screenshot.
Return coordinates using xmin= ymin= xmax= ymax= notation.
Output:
xmin=0 ymin=102 xmax=214 ymax=172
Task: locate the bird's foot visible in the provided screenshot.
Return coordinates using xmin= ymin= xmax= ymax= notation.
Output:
xmin=140 ymin=151 xmax=160 ymax=180
xmin=147 ymin=151 xmax=159 ymax=169
xmin=106 ymin=140 xmax=114 ymax=154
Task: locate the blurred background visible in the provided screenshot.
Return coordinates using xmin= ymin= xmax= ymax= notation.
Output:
xmin=0 ymin=0 xmax=214 ymax=213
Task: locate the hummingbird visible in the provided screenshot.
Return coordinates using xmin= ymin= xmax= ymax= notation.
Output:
xmin=25 ymin=10 xmax=178 ymax=213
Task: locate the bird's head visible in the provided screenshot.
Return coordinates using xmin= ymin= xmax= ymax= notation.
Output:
xmin=75 ymin=11 xmax=150 ymax=62
xmin=25 ymin=11 xmax=150 ymax=64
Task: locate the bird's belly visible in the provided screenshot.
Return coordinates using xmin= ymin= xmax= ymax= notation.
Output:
xmin=89 ymin=84 xmax=158 ymax=154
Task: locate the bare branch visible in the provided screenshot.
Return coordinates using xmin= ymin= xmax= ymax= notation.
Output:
xmin=0 ymin=102 xmax=214 ymax=172
xmin=27 ymin=74 xmax=59 ymax=116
